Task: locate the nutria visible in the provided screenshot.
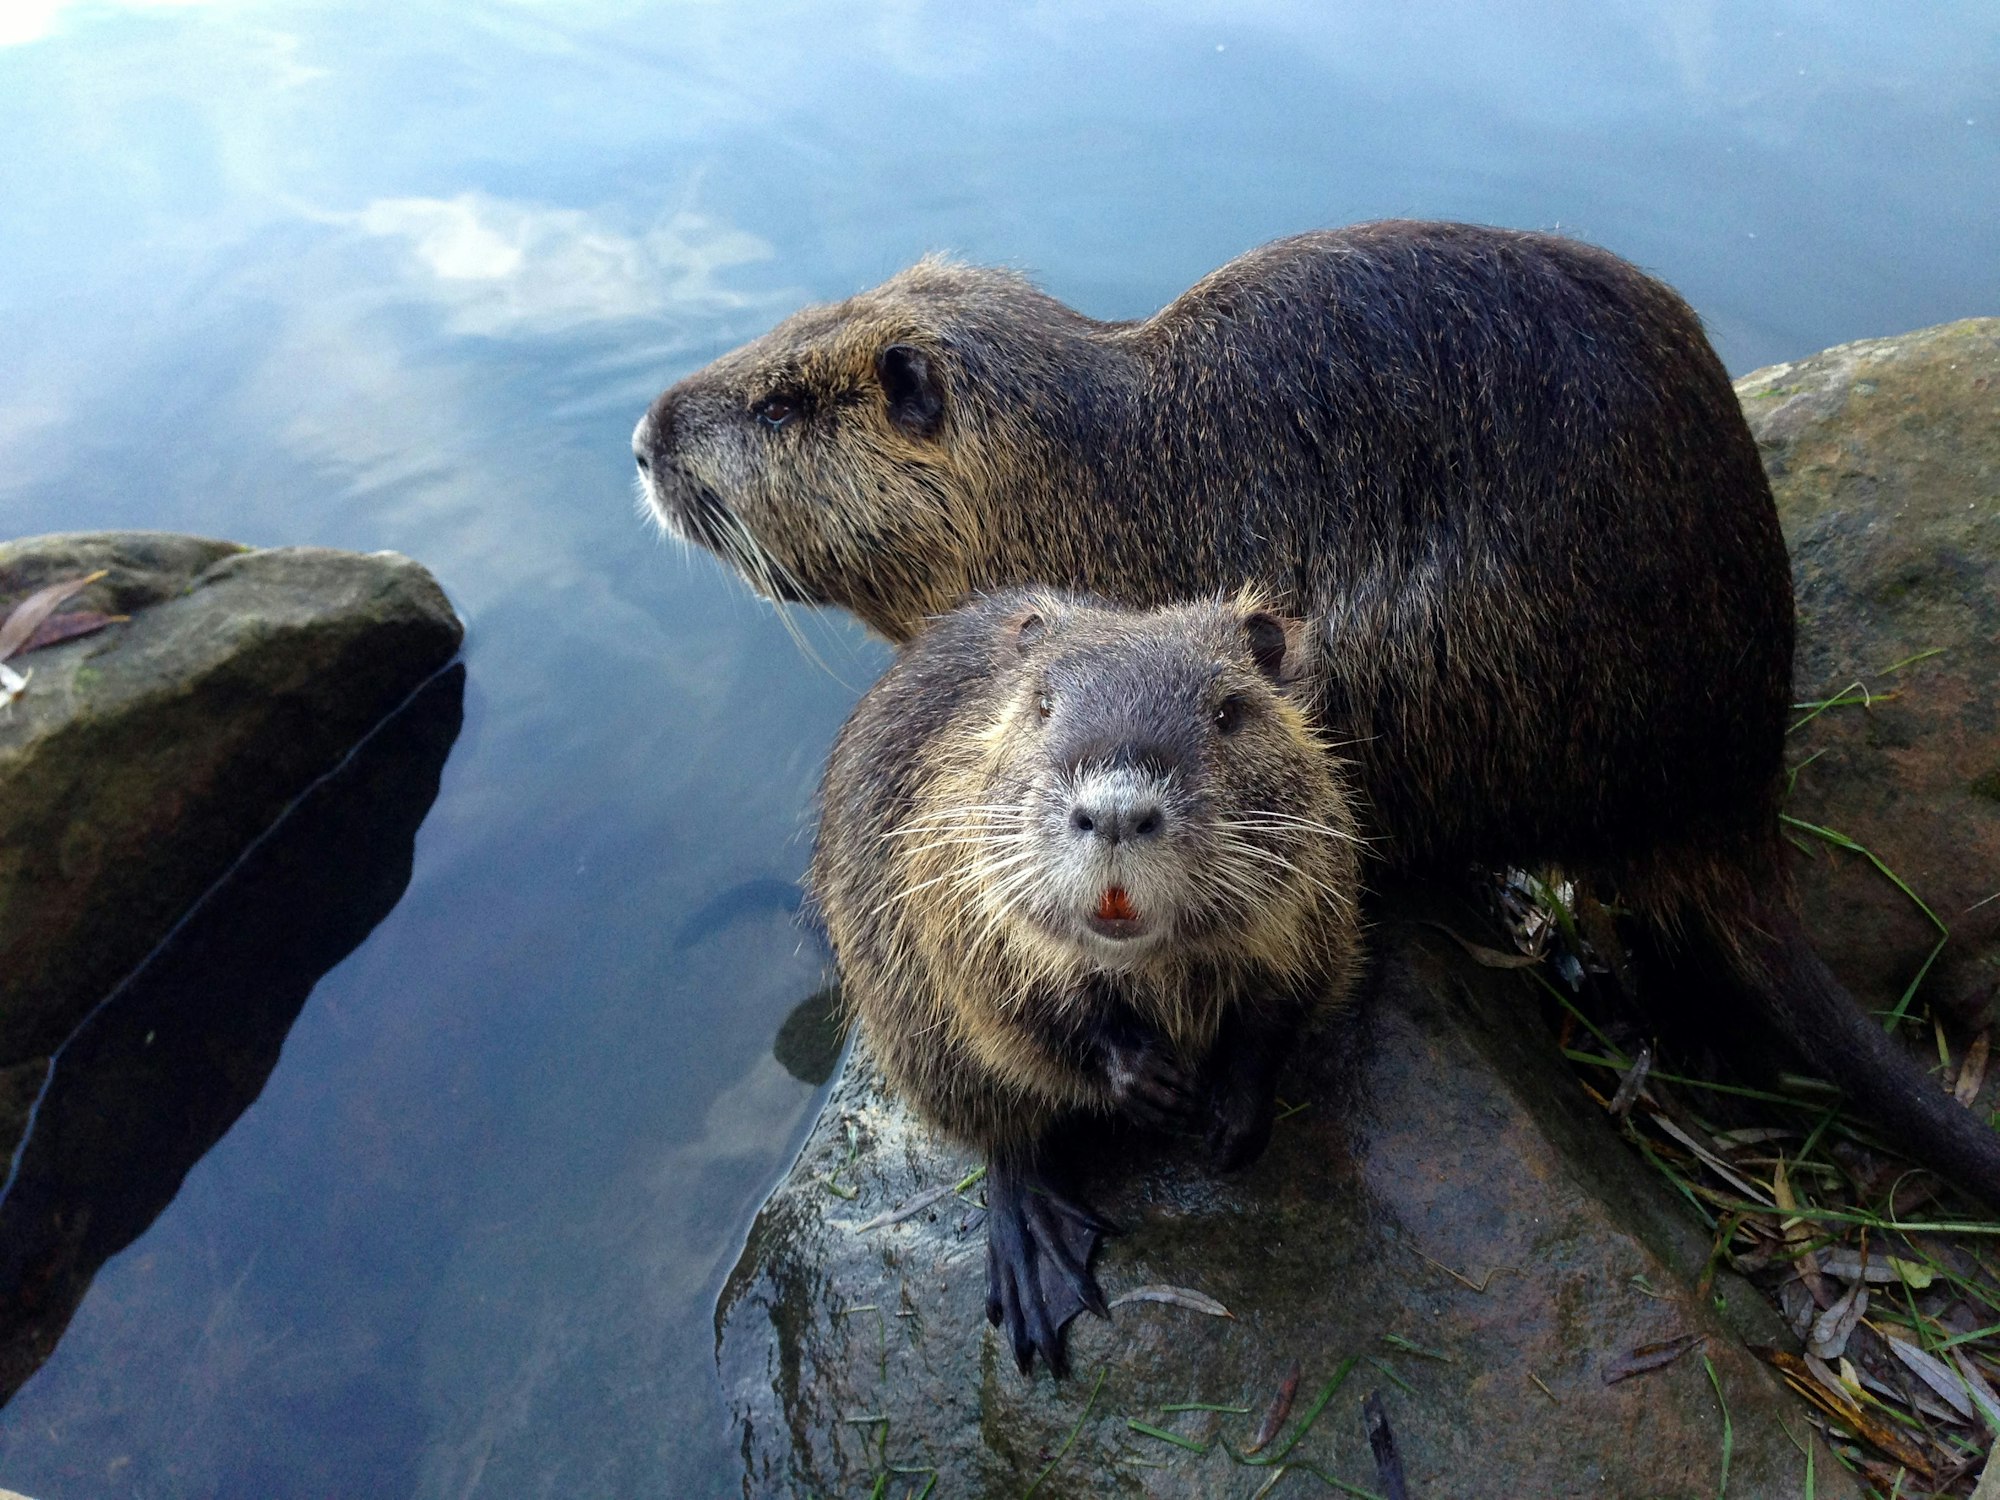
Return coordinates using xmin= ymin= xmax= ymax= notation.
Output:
xmin=811 ymin=588 xmax=1361 ymax=1375
xmin=634 ymin=222 xmax=2000 ymax=1220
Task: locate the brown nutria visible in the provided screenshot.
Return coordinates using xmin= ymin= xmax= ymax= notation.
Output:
xmin=810 ymin=588 xmax=1362 ymax=1376
xmin=635 ymin=223 xmax=2000 ymax=1219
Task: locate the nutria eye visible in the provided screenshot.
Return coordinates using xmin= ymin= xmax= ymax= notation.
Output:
xmin=752 ymin=394 xmax=799 ymax=429
xmin=1214 ymin=696 xmax=1247 ymax=734
xmin=1036 ymin=692 xmax=1053 ymax=719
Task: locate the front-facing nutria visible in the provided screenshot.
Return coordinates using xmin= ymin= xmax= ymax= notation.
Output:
xmin=635 ymin=223 xmax=2000 ymax=1250
xmin=811 ymin=588 xmax=1361 ymax=1375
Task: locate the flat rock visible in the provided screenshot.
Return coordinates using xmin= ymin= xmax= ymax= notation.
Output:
xmin=0 ymin=532 xmax=463 ymax=1161
xmin=1738 ymin=319 xmax=2000 ymax=1021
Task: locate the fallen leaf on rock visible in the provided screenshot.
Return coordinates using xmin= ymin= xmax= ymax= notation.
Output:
xmin=20 ymin=610 xmax=125 ymax=654
xmin=1958 ymin=1033 xmax=1992 ymax=1107
xmin=1364 ymin=1389 xmax=1410 ymax=1500
xmin=854 ymin=1185 xmax=953 ymax=1232
xmin=1107 ymin=1285 xmax=1233 ymax=1318
xmin=1243 ymin=1362 xmax=1301 ymax=1454
xmin=1602 ymin=1331 xmax=1705 ymax=1385
xmin=0 ymin=571 xmax=106 ymax=661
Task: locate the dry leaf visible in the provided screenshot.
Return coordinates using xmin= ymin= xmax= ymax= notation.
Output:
xmin=1754 ymin=1346 xmax=1937 ymax=1479
xmin=20 ymin=609 xmax=125 ymax=654
xmin=0 ymin=571 xmax=106 ymax=661
xmin=1421 ymin=921 xmax=1542 ymax=968
xmin=1818 ymin=1249 xmax=1934 ymax=1288
xmin=0 ymin=660 xmax=28 ymax=708
xmin=1244 ymin=1362 xmax=1301 ymax=1454
xmin=1648 ymin=1114 xmax=1774 ymax=1205
xmin=1773 ymin=1159 xmax=1832 ymax=1308
xmin=1608 ymin=1044 xmax=1653 ymax=1119
xmin=854 ymin=1184 xmax=954 ymax=1232
xmin=1107 ymin=1285 xmax=1233 ymax=1318
xmin=1602 ymin=1332 xmax=1704 ymax=1384
xmin=1880 ymin=1332 xmax=1977 ymax=1422
xmin=1958 ymin=1032 xmax=1992 ymax=1106
xmin=1952 ymin=1348 xmax=2000 ymax=1432
xmin=1807 ymin=1274 xmax=1867 ymax=1360
xmin=1972 ymin=1438 xmax=2000 ymax=1500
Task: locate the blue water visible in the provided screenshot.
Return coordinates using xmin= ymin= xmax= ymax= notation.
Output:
xmin=0 ymin=2 xmax=1993 ymax=1494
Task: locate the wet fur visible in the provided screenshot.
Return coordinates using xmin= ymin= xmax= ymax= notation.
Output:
xmin=643 ymin=220 xmax=2000 ymax=1205
xmin=809 ymin=590 xmax=1362 ymax=1157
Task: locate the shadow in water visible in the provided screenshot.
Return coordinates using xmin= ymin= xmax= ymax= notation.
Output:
xmin=772 ymin=983 xmax=845 ymax=1088
xmin=0 ymin=664 xmax=465 ymax=1407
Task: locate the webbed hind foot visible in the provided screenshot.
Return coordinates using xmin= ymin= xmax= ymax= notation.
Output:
xmin=984 ymin=1151 xmax=1114 ymax=1377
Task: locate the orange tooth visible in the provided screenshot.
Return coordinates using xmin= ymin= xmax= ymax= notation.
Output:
xmin=1097 ymin=886 xmax=1138 ymax=921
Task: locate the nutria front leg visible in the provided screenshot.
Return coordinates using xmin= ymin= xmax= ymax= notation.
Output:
xmin=1205 ymin=1003 xmax=1306 ymax=1172
xmin=984 ymin=1144 xmax=1113 ymax=1377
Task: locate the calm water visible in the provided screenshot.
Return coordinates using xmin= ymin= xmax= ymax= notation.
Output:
xmin=0 ymin=2 xmax=1993 ymax=1494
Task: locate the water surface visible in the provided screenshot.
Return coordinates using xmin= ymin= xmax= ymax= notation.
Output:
xmin=0 ymin=2 xmax=1994 ymax=1493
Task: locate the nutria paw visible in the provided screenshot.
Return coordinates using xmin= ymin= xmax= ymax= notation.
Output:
xmin=1098 ymin=1028 xmax=1198 ymax=1132
xmin=984 ymin=1156 xmax=1112 ymax=1377
xmin=1205 ymin=1077 xmax=1277 ymax=1172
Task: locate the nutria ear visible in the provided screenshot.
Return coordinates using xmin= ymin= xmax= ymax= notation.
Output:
xmin=877 ymin=344 xmax=945 ymax=438
xmin=1243 ymin=611 xmax=1308 ymax=683
xmin=1010 ymin=609 xmax=1047 ymax=654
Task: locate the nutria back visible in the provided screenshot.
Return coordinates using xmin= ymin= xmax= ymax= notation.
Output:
xmin=644 ymin=221 xmax=2000 ymax=1216
xmin=637 ymin=222 xmax=1787 ymax=916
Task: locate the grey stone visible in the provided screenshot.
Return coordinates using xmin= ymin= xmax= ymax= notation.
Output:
xmin=1738 ymin=319 xmax=2000 ymax=1023
xmin=0 ymin=532 xmax=464 ymax=1160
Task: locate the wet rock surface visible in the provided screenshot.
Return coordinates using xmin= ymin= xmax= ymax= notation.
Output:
xmin=1738 ymin=319 xmax=2000 ymax=1023
xmin=0 ymin=531 xmax=465 ymax=1162
xmin=719 ymin=318 xmax=2000 ymax=1498
xmin=719 ymin=912 xmax=1852 ymax=1498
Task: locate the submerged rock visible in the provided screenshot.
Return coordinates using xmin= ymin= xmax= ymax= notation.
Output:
xmin=0 ymin=532 xmax=464 ymax=1162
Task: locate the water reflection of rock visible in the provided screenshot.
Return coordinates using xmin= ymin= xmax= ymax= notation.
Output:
xmin=0 ymin=664 xmax=464 ymax=1407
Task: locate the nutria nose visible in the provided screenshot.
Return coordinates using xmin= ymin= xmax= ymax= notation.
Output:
xmin=1068 ymin=786 xmax=1166 ymax=845
xmin=635 ymin=390 xmax=685 ymax=477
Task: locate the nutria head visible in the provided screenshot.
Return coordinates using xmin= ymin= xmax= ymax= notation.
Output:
xmin=899 ymin=591 xmax=1355 ymax=984
xmin=632 ymin=258 xmax=1119 ymax=640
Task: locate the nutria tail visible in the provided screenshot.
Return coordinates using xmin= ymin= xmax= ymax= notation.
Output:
xmin=1738 ymin=897 xmax=2000 ymax=1207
